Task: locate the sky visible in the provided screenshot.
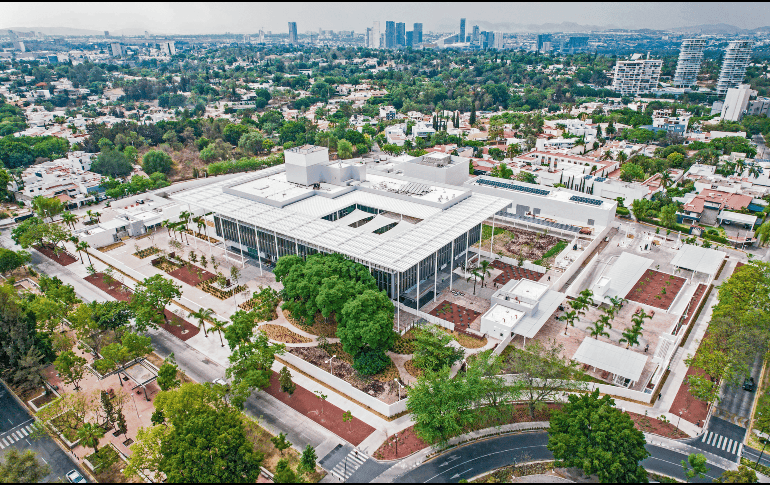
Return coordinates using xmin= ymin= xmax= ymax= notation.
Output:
xmin=4 ymin=2 xmax=770 ymax=35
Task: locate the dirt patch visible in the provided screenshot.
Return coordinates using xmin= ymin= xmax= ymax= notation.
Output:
xmin=35 ymin=245 xmax=77 ymax=266
xmin=627 ymin=411 xmax=688 ymax=439
xmin=289 ymin=346 xmax=400 ymax=403
xmin=260 ymin=324 xmax=313 ymax=344
xmin=29 ymin=390 xmax=56 ymax=408
xmin=168 ymin=264 xmax=216 ymax=287
xmin=285 ymin=311 xmax=338 ymax=338
xmin=374 ymin=425 xmax=429 ymax=460
xmin=263 ymin=371 xmax=375 ymax=446
xmin=84 ymin=273 xmax=199 ymax=341
xmin=438 ymin=327 xmax=488 ymax=349
xmin=404 ymin=359 xmax=422 ymax=378
xmin=476 ymin=224 xmax=563 ymax=262
xmin=429 ymin=300 xmax=481 ymax=336
xmin=669 ymin=365 xmax=710 ymax=427
xmin=491 ymin=259 xmax=544 ymax=286
xmin=625 ymin=270 xmax=686 ymax=311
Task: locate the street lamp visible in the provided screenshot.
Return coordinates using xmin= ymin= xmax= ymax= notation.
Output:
xmin=676 ymin=409 xmax=683 ymax=433
xmin=325 ymin=355 xmax=336 ymax=377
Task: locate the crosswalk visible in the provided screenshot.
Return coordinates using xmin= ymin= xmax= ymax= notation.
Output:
xmin=0 ymin=421 xmax=35 ymax=449
xmin=331 ymin=449 xmax=368 ymax=481
xmin=701 ymin=430 xmax=743 ymax=456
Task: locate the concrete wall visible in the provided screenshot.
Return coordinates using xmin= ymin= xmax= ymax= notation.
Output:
xmin=400 ymin=160 xmax=469 ymax=187
xmin=552 ymin=223 xmax=612 ymax=292
xmin=499 ymin=374 xmax=653 ymax=403
xmin=278 ymin=352 xmax=408 ymax=417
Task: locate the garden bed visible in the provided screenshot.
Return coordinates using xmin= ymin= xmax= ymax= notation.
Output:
xmin=491 ymin=259 xmax=544 ymax=286
xmin=196 ymin=279 xmax=247 ymax=300
xmin=472 ymin=462 xmax=555 ymax=483
xmin=168 ymin=264 xmax=216 ymax=287
xmin=84 ymin=273 xmax=133 ymax=302
xmin=285 ymin=311 xmax=338 ymax=338
xmin=242 ymin=416 xmax=325 ymax=481
xmin=404 ymin=359 xmax=422 ymax=378
xmin=475 ymin=224 xmax=564 ymax=262
xmin=625 ymin=269 xmax=686 ymax=311
xmin=259 ymin=324 xmax=313 ymax=344
xmin=49 ymin=410 xmax=80 ymax=443
xmin=391 ymin=330 xmax=417 ymax=354
xmin=29 ymin=390 xmax=56 ymax=410
xmin=319 ymin=342 xmax=400 ymax=382
xmin=184 ymin=229 xmax=219 ymax=244
xmin=428 ymin=300 xmax=481 ymax=335
xmin=627 ymin=411 xmax=688 ymax=439
xmin=263 ymin=370 xmax=376 ymax=446
xmin=34 ymin=244 xmax=77 ymax=266
xmin=132 ymin=246 xmax=160 ymax=259
xmin=98 ymin=241 xmax=125 ymax=252
xmin=374 ymin=424 xmax=429 ymax=460
xmin=438 ymin=327 xmax=487 ymax=349
xmin=288 ymin=346 xmax=400 ymax=403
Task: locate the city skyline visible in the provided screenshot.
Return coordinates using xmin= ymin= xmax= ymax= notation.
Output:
xmin=3 ymin=2 xmax=770 ymax=35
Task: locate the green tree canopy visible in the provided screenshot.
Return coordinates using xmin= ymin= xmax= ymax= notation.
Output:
xmin=130 ymin=274 xmax=182 ymax=331
xmin=0 ymin=449 xmax=51 ymax=483
xmin=142 ymin=150 xmax=173 ymax=175
xmin=91 ymin=149 xmax=133 ymax=178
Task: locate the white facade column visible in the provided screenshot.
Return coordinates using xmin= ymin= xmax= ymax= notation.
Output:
xmin=490 ymin=214 xmax=496 ymax=257
xmin=416 ymin=263 xmax=421 ymax=311
xmin=464 ymin=229 xmax=470 ymax=270
xmin=433 ymin=252 xmax=438 ymax=302
xmin=450 ymin=239 xmax=454 ymax=291
xmin=254 ymin=224 xmax=263 ymax=276
xmin=295 ymin=238 xmax=299 ymax=256
xmin=274 ymin=232 xmax=279 ymax=264
xmin=397 ymin=271 xmax=400 ymax=331
xmin=188 ymin=203 xmax=197 ymax=250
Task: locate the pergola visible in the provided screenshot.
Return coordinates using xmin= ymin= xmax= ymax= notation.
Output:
xmin=121 ymin=359 xmax=159 ymax=402
xmin=573 ymin=338 xmax=648 ymax=388
xmin=670 ymin=243 xmax=726 ymax=283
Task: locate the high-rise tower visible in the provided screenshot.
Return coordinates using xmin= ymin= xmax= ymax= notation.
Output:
xmin=673 ymin=39 xmax=707 ymax=89
xmin=716 ymin=40 xmax=753 ymax=96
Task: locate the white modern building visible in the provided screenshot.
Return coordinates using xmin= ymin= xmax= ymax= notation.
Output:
xmin=720 ymin=84 xmax=757 ymax=122
xmin=716 ymin=40 xmax=753 ymax=96
xmin=673 ymin=39 xmax=706 ymax=89
xmin=480 ymin=278 xmax=563 ymax=340
xmin=612 ymin=55 xmax=662 ymax=96
xmin=14 ymin=154 xmax=102 ymax=208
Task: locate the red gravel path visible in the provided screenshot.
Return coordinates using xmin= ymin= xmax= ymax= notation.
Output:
xmin=83 ymin=273 xmax=200 ymax=341
xmin=429 ymin=300 xmax=481 ymax=335
xmin=264 ymin=370 xmax=375 ymax=446
xmin=625 ymin=269 xmax=686 ymax=310
xmin=374 ymin=425 xmax=428 ymax=460
xmin=669 ymin=365 xmax=710 ymax=427
xmin=491 ymin=259 xmax=543 ymax=286
xmin=35 ymin=245 xmax=77 ymax=266
xmin=168 ymin=265 xmax=216 ymax=287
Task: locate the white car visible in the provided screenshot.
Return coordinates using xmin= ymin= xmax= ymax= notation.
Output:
xmin=66 ymin=470 xmax=87 ymax=483
xmin=212 ymin=378 xmax=227 ymax=386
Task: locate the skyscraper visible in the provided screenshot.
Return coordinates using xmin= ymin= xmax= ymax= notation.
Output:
xmin=288 ymin=22 xmax=298 ymax=44
xmin=385 ymin=21 xmax=396 ymax=48
xmin=472 ymin=25 xmax=480 ymax=44
xmin=406 ymin=31 xmax=414 ymax=48
xmin=536 ymin=33 xmax=552 ymax=52
xmin=612 ymin=55 xmax=662 ymax=96
xmin=396 ymin=22 xmax=405 ymax=47
xmin=460 ymin=18 xmax=466 ymax=43
xmin=371 ymin=21 xmax=381 ymax=48
xmin=716 ymin=40 xmax=753 ymax=96
xmin=413 ymin=23 xmax=423 ymax=44
xmin=673 ymin=39 xmax=707 ymax=89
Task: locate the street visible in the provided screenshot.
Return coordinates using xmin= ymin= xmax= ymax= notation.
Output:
xmin=393 ymin=432 xmax=726 ymax=483
xmin=0 ymin=381 xmax=85 ymax=482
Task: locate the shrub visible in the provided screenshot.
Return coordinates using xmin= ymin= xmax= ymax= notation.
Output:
xmin=353 ymin=348 xmax=389 ymax=376
xmin=142 ymin=150 xmax=173 ymax=174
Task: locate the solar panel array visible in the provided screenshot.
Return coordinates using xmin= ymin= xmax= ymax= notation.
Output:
xmin=477 ymin=178 xmax=550 ymax=196
xmin=397 ymin=182 xmax=431 ymax=196
xmin=569 ymin=195 xmax=603 ymax=206
xmin=594 ymin=177 xmax=607 ymax=182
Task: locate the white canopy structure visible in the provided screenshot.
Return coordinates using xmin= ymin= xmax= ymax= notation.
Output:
xmin=717 ymin=210 xmax=757 ymax=228
xmin=590 ymin=252 xmax=652 ymax=302
xmin=670 ymin=244 xmax=726 ymax=278
xmin=573 ymin=338 xmax=648 ymax=385
xmin=335 ymin=209 xmax=374 ymax=227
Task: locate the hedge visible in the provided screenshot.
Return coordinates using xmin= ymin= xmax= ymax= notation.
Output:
xmin=205 ymin=153 xmax=284 ymax=176
xmin=702 ymin=232 xmax=729 ymax=244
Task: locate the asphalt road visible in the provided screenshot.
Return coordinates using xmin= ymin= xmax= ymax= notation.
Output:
xmin=0 ymin=381 xmax=85 ymax=482
xmin=753 ymin=134 xmax=768 ymax=160
xmin=393 ymin=432 xmax=726 ymax=483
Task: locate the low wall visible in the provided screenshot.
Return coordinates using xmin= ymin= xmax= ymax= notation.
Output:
xmin=396 ymin=302 xmax=454 ymax=331
xmin=499 ymin=374 xmax=653 ymax=404
xmin=469 ymin=247 xmax=546 ymax=274
xmin=278 ymin=352 xmax=408 ymax=417
xmin=552 ymin=224 xmax=611 ymax=293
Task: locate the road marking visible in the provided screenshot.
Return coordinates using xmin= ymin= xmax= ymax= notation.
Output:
xmin=716 ymin=435 xmax=723 ymax=448
xmin=424 ymin=444 xmax=548 ymax=482
xmin=0 ymin=438 xmax=7 ymax=447
xmin=6 ymin=419 xmax=11 ymax=425
xmin=20 ymin=427 xmax=28 ymax=437
xmin=706 ymin=432 xmax=714 ymax=445
xmin=5 ymin=434 xmax=13 ymax=444
xmin=451 ymin=468 xmax=474 ymax=479
xmin=738 ymin=443 xmax=743 ymax=456
xmin=40 ymin=457 xmax=47 ymax=465
xmin=644 ymin=456 xmax=720 ymax=481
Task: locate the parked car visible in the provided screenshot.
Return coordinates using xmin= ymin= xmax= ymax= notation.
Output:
xmin=66 ymin=470 xmax=87 ymax=483
xmin=743 ymin=377 xmax=756 ymax=392
xmin=212 ymin=378 xmax=227 ymax=386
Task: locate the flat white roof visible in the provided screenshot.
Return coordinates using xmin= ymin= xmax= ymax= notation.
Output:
xmin=485 ymin=305 xmax=525 ymax=329
xmin=170 ymin=168 xmax=509 ymax=272
xmin=591 ymin=252 xmax=652 ymax=302
xmin=670 ymin=244 xmax=726 ymax=276
xmin=573 ymin=338 xmax=648 ymax=383
xmin=286 ymin=189 xmax=441 ymax=220
xmin=509 ymin=279 xmax=548 ymax=301
xmin=718 ymin=210 xmax=757 ymax=226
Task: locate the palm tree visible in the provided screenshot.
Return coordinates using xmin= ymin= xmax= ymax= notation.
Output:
xmin=207 ymin=318 xmax=227 ymax=347
xmin=605 ymin=295 xmax=628 ymax=319
xmin=477 ymin=259 xmax=492 ymax=288
xmin=76 ymin=241 xmax=92 ymax=265
xmin=76 ymin=422 xmax=105 ymax=454
xmin=577 ymin=289 xmax=595 ymax=307
xmin=86 ymin=209 xmax=96 ymax=225
xmin=178 ymin=211 xmax=192 ymax=245
xmin=465 ymin=265 xmax=482 ymax=295
xmin=190 ymin=308 xmax=214 ymax=337
xmin=660 ymin=170 xmax=672 ymax=189
xmin=620 ymin=324 xmax=643 ymax=349
xmin=61 ymin=212 xmax=77 ymax=229
xmin=748 ymin=165 xmax=762 ymax=179
xmin=631 ymin=309 xmax=652 ymax=329
xmin=161 ymin=219 xmax=172 ymax=238
xmin=588 ymin=320 xmax=609 ymax=340
xmin=559 ymin=309 xmax=578 ymax=334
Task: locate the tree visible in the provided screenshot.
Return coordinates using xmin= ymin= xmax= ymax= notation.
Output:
xmin=54 ymin=350 xmax=86 ymax=390
xmin=342 ymin=410 xmax=353 ymax=432
xmin=12 ymin=347 xmax=47 ymax=394
xmin=337 ymin=289 xmax=395 ymax=359
xmin=77 ymin=422 xmax=105 ymax=453
xmin=407 ymin=366 xmax=470 ymax=445
xmin=716 ymin=465 xmax=758 ymax=483
xmin=76 ymin=241 xmax=92 ymax=265
xmin=279 ymin=366 xmax=296 ymax=395
xmin=490 ymin=162 xmax=513 ymax=179
xmin=206 ymin=318 xmax=228 ymax=347
xmin=505 ymin=339 xmax=585 ymax=418
xmin=299 ymin=445 xmax=317 ymax=474
xmin=153 ymin=383 xmax=264 ymax=482
xmin=157 ymin=355 xmax=181 ymax=391
xmin=131 ymin=275 xmax=182 ymax=331
xmin=91 ymin=149 xmax=133 ymax=177
xmin=271 ymin=432 xmax=291 ymax=456
xmin=274 ymin=459 xmax=299 ymax=483
xmin=94 ymin=332 xmax=152 ymax=380
xmin=190 ymin=307 xmax=214 ymax=338
xmin=225 ymin=328 xmax=285 ymax=409
xmin=412 ymin=325 xmax=464 ymax=373
xmin=547 ymin=389 xmax=649 ymax=483
xmin=620 ymin=324 xmax=643 ymax=349
xmin=559 ymin=309 xmax=578 ymax=334
xmin=588 ymin=320 xmax=609 ymax=340
xmin=0 ymin=449 xmax=50 ymax=483
xmin=620 ymin=162 xmax=645 ymax=182
xmin=337 ymin=139 xmax=353 ymax=159
xmin=238 ymin=131 xmax=264 ymax=156
xmin=659 ymin=204 xmax=677 ymax=228
xmin=116 ymin=409 xmax=128 ymax=440
xmin=31 ymin=196 xmax=64 ymax=222
xmin=142 ymin=150 xmax=173 ymax=175
xmin=223 ymin=123 xmax=250 ymax=145
xmin=681 ymin=453 xmax=709 ymax=482
xmin=124 ymin=425 xmax=167 ymax=483
xmin=0 ymin=248 xmax=30 ymax=275
xmin=465 ymin=264 xmax=483 ymax=295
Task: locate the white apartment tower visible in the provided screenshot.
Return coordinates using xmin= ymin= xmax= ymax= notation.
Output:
xmin=673 ymin=38 xmax=706 ymax=89
xmin=612 ymin=54 xmax=662 ymax=96
xmin=370 ymin=21 xmax=381 ymax=48
xmin=720 ymin=84 xmax=757 ymax=122
xmin=717 ymin=40 xmax=753 ymax=96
